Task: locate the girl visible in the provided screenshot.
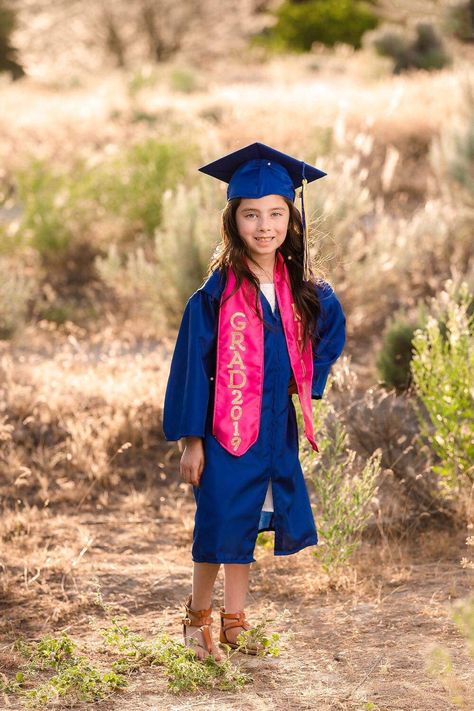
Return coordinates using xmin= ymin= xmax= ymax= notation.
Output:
xmin=163 ymin=143 xmax=346 ymax=661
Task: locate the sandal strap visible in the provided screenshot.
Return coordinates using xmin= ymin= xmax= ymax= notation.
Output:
xmin=182 ymin=595 xmax=214 ymax=654
xmin=184 ymin=595 xmax=213 ymax=625
xmin=183 ymin=614 xmax=213 ymax=626
xmin=220 ymin=608 xmax=250 ymax=633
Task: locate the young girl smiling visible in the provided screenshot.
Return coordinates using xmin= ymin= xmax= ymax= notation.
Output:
xmin=163 ymin=143 xmax=346 ymax=661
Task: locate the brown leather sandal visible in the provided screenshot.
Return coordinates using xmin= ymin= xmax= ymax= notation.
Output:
xmin=219 ymin=608 xmax=261 ymax=656
xmin=182 ymin=595 xmax=221 ymax=661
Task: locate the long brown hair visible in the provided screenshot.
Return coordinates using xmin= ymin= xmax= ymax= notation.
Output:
xmin=209 ymin=197 xmax=321 ymax=345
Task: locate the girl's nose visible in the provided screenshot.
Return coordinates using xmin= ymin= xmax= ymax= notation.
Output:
xmin=258 ymin=218 xmax=271 ymax=231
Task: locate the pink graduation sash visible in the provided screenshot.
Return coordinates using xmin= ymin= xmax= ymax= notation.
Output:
xmin=213 ymin=251 xmax=318 ymax=456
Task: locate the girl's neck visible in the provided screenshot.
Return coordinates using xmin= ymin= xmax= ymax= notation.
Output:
xmin=248 ymin=255 xmax=275 ymax=283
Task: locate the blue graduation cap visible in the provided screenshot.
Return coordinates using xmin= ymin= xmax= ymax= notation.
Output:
xmin=199 ymin=142 xmax=327 ymax=279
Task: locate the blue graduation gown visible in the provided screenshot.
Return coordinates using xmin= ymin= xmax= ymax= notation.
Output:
xmin=163 ymin=269 xmax=346 ymax=564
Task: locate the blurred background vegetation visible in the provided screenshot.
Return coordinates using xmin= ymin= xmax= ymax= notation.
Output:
xmin=0 ymin=5 xmax=473 ymax=703
xmin=0 ymin=0 xmax=473 ymax=600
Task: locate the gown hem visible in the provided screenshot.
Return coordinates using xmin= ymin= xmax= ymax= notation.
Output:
xmin=274 ymin=536 xmax=318 ymax=556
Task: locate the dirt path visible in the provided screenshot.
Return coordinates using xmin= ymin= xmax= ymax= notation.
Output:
xmin=1 ymin=482 xmax=472 ymax=711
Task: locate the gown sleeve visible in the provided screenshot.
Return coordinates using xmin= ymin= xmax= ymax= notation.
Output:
xmin=311 ymin=282 xmax=346 ymax=399
xmin=162 ymin=290 xmax=218 ymax=441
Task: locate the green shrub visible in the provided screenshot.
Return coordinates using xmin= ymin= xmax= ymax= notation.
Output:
xmin=96 ymin=182 xmax=219 ymax=331
xmin=377 ymin=314 xmax=425 ymax=390
xmin=257 ymin=0 xmax=379 ymax=52
xmin=0 ymin=1 xmax=24 ymax=78
xmin=372 ymin=22 xmax=451 ymax=73
xmin=298 ymin=383 xmax=381 ymax=572
xmin=411 ymin=281 xmax=474 ymax=491
xmin=170 ymin=67 xmax=199 ymax=93
xmin=15 ymin=139 xmax=193 ymax=267
xmin=444 ymin=1 xmax=474 ymax=42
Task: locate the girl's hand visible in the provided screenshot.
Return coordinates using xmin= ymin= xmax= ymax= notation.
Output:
xmin=180 ymin=437 xmax=205 ymax=487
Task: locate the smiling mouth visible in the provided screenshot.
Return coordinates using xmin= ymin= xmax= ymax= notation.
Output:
xmin=255 ymin=236 xmax=275 ymax=242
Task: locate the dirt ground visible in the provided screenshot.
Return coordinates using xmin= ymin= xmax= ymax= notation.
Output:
xmin=1 ymin=478 xmax=473 ymax=711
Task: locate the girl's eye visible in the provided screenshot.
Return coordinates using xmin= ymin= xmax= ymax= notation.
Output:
xmin=272 ymin=212 xmax=283 ymax=217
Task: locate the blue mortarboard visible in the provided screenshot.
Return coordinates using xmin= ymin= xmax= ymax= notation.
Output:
xmin=199 ymin=142 xmax=327 ymax=279
xmin=198 ymin=142 xmax=326 ymax=200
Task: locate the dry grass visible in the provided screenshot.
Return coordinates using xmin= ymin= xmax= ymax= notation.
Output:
xmin=0 ymin=340 xmax=472 ymax=709
xmin=1 ymin=488 xmax=472 ymax=710
xmin=0 ymin=331 xmax=172 ymax=507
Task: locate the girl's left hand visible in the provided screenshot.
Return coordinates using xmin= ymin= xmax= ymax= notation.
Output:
xmin=180 ymin=437 xmax=205 ymax=487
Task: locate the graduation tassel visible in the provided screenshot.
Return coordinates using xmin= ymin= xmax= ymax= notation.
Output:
xmin=299 ymin=169 xmax=311 ymax=282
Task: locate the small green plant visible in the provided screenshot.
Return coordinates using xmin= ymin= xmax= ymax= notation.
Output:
xmin=371 ymin=22 xmax=451 ymax=74
xmin=298 ymin=383 xmax=381 ymax=572
xmin=24 ymin=658 xmax=127 ymax=706
xmin=411 ymin=281 xmax=474 ymax=491
xmin=2 ymin=633 xmax=128 ymax=707
xmin=225 ymin=623 xmax=281 ymax=658
xmin=256 ymin=531 xmax=274 ymax=548
xmin=377 ymin=314 xmax=423 ymax=390
xmin=170 ymin=67 xmax=199 ymax=93
xmin=101 ymin=617 xmax=251 ymax=693
xmin=1 ymin=611 xmax=283 ymax=704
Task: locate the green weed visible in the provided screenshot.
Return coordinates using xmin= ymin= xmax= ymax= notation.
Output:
xmin=411 ymin=280 xmax=474 ymax=491
xmin=2 ymin=633 xmax=128 ymax=707
xmin=298 ymin=382 xmax=381 ymax=572
xmin=101 ymin=617 xmax=251 ymax=693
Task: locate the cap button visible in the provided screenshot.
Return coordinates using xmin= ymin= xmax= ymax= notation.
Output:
xmin=267 ymin=161 xmax=271 ymax=165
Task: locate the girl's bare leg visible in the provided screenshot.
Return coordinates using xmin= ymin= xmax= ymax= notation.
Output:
xmin=192 ymin=562 xmax=220 ymax=609
xmin=223 ymin=563 xmax=251 ymax=645
xmin=185 ymin=562 xmax=221 ymax=661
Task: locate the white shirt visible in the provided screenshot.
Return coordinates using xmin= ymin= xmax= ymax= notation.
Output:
xmin=260 ymin=282 xmax=276 ymax=312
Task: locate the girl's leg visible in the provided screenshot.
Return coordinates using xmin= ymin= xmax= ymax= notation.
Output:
xmin=185 ymin=562 xmax=222 ymax=661
xmin=192 ymin=562 xmax=220 ymax=609
xmin=223 ymin=563 xmax=250 ymax=611
xmin=222 ymin=563 xmax=252 ymax=646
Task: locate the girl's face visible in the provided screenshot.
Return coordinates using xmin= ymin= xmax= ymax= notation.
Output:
xmin=235 ymin=194 xmax=290 ymax=262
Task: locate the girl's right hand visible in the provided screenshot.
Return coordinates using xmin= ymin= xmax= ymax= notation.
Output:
xmin=180 ymin=437 xmax=205 ymax=487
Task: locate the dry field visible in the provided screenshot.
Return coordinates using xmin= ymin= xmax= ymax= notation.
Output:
xmin=0 ymin=32 xmax=473 ymax=710
xmin=1 ymin=335 xmax=473 ymax=710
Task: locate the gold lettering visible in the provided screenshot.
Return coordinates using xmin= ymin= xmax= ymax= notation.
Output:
xmin=227 ymin=350 xmax=245 ymax=369
xmin=230 ymin=331 xmax=245 ymax=351
xmin=228 ymin=370 xmax=247 ymax=388
xmin=230 ymin=311 xmax=246 ymax=330
xmin=231 ymin=436 xmax=241 ymax=451
xmin=231 ymin=405 xmax=242 ymax=420
xmin=226 ymin=311 xmax=248 ymax=450
xmin=231 ymin=389 xmax=243 ymax=405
